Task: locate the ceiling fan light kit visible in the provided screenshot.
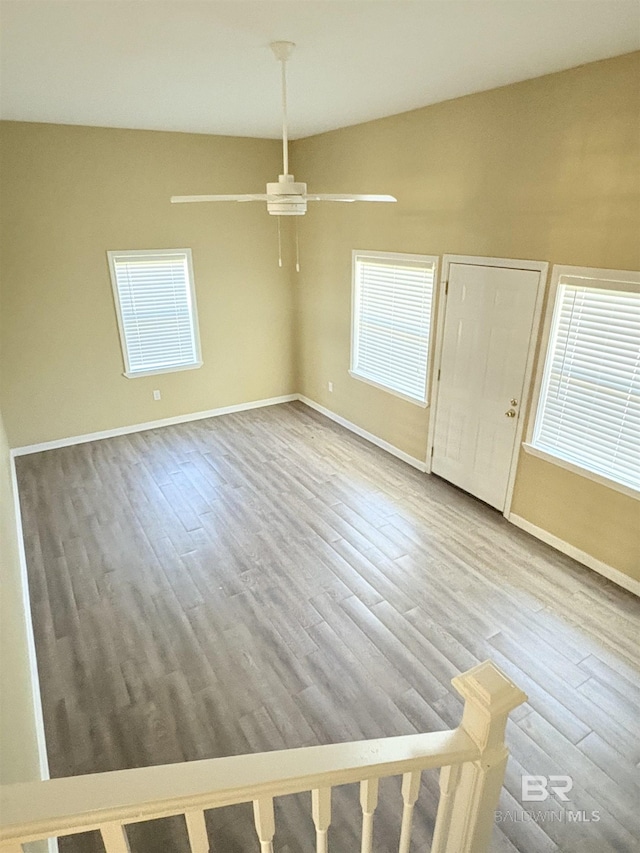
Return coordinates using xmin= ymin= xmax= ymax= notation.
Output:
xmin=171 ymin=41 xmax=397 ymax=218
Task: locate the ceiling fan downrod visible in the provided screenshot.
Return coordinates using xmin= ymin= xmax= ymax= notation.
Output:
xmin=267 ymin=41 xmax=307 ymax=215
xmin=270 ymin=41 xmax=295 ymax=176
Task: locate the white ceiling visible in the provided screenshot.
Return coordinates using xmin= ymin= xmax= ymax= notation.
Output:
xmin=1 ymin=1 xmax=639 ymax=139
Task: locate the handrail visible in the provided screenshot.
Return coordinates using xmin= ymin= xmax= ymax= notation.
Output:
xmin=1 ymin=730 xmax=478 ymax=844
xmin=0 ymin=660 xmax=527 ymax=852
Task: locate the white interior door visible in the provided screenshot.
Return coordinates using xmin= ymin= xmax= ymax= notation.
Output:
xmin=432 ymin=263 xmax=540 ymax=510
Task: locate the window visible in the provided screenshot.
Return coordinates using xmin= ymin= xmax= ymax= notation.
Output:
xmin=528 ymin=266 xmax=640 ymax=495
xmin=108 ymin=249 xmax=202 ymax=378
xmin=350 ymin=251 xmax=437 ymax=405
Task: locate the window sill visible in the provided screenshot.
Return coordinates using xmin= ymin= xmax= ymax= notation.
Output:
xmin=348 ymin=370 xmax=429 ymax=408
xmin=521 ymin=442 xmax=639 ymax=501
xmin=124 ymin=361 xmax=203 ymax=379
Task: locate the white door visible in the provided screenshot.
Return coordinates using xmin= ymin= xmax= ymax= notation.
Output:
xmin=432 ymin=263 xmax=540 ymax=510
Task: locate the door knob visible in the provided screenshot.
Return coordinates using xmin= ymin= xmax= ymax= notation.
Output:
xmin=505 ymin=409 xmax=517 ymax=418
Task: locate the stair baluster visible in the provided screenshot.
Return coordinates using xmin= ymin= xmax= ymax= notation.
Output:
xmin=359 ymin=777 xmax=379 ymax=853
xmin=185 ymin=809 xmax=209 ymax=853
xmin=253 ymin=796 xmax=276 ymax=853
xmin=311 ymin=786 xmax=332 ymax=853
xmin=100 ymin=823 xmax=131 ymax=852
xmin=398 ymin=771 xmax=421 ymax=853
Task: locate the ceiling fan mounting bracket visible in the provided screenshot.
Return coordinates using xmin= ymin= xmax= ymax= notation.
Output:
xmin=270 ymin=41 xmax=295 ymax=63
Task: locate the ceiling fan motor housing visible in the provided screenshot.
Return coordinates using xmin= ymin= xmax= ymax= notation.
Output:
xmin=267 ymin=174 xmax=307 ymax=215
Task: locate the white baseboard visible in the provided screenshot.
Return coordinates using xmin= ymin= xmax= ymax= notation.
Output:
xmin=8 ymin=455 xmax=51 ymax=788
xmin=297 ymin=395 xmax=426 ymax=472
xmin=10 ymin=395 xmax=298 ymax=457
xmin=12 ymin=392 xmax=421 ymax=474
xmin=8 ymin=390 xmax=294 ymax=853
xmin=297 ymin=396 xmax=638 ymax=598
xmin=509 ymin=513 xmax=640 ymax=597
xmin=11 ymin=392 xmax=636 ymax=599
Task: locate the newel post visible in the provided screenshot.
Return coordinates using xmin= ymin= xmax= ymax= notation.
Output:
xmin=431 ymin=660 xmax=527 ymax=853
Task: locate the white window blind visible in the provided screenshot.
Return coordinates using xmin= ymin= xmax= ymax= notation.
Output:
xmin=108 ymin=249 xmax=201 ymax=378
xmin=533 ymin=278 xmax=640 ymax=492
xmin=351 ymin=252 xmax=436 ymax=404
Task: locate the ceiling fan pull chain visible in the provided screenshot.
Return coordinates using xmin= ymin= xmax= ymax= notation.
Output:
xmin=277 ymin=216 xmax=283 ymax=267
xmin=295 ymin=218 xmax=300 ymax=273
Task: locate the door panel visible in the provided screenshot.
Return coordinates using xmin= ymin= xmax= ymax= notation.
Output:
xmin=432 ymin=263 xmax=539 ymax=510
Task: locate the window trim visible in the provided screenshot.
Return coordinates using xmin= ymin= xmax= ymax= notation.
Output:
xmin=524 ymin=264 xmax=640 ymax=501
xmin=349 ymin=249 xmax=439 ymax=407
xmin=107 ymin=248 xmax=202 ymax=379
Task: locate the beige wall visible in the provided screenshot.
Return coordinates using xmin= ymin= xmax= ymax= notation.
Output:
xmin=291 ymin=52 xmax=640 ymax=582
xmin=0 ymin=123 xmax=295 ymax=447
xmin=0 ymin=56 xmax=638 ymax=586
xmin=0 ymin=410 xmax=46 ymax=786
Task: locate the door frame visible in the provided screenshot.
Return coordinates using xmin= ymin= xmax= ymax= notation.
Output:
xmin=425 ymin=254 xmax=549 ymax=517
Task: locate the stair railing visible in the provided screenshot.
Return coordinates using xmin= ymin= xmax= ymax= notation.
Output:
xmin=0 ymin=660 xmax=526 ymax=853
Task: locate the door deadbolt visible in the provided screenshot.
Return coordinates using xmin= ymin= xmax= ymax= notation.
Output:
xmin=510 ymin=398 xmax=519 ymax=406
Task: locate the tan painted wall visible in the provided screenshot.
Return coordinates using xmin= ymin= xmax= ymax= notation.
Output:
xmin=291 ymin=52 xmax=640 ymax=581
xmin=0 ymin=57 xmax=638 ymax=585
xmin=0 ymin=122 xmax=295 ymax=447
xmin=0 ymin=410 xmax=46 ymax=786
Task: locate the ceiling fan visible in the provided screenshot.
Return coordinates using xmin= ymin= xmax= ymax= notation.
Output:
xmin=170 ymin=41 xmax=397 ymax=217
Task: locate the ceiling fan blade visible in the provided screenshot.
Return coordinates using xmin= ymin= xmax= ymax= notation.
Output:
xmin=306 ymin=194 xmax=397 ymax=203
xmin=171 ymin=47 xmax=400 ymax=227
xmin=171 ymin=194 xmax=269 ymax=204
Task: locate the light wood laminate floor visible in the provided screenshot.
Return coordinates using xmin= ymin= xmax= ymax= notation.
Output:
xmin=16 ymin=401 xmax=640 ymax=853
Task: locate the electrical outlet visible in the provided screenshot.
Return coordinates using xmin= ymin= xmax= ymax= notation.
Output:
xmin=328 ymin=381 xmax=333 ymax=392
xmin=153 ymin=390 xmax=161 ymax=401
